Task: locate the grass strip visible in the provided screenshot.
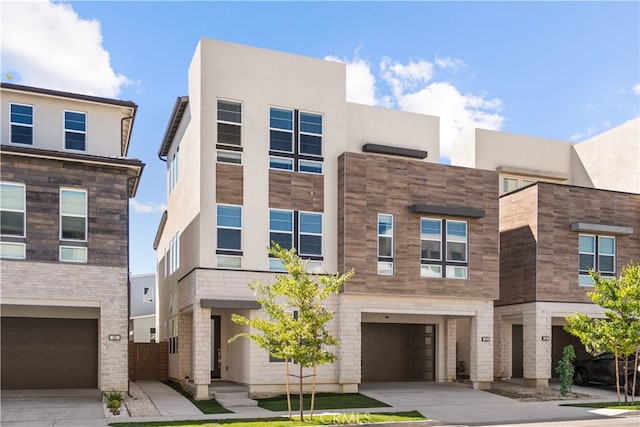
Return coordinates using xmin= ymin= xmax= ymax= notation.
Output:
xmin=561 ymin=401 xmax=640 ymax=410
xmin=257 ymin=392 xmax=390 ymax=411
xmin=110 ymin=410 xmax=425 ymax=427
xmin=163 ymin=380 xmax=232 ymax=414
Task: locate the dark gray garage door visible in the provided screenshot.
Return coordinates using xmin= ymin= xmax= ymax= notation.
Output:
xmin=1 ymin=317 xmax=98 ymax=389
xmin=361 ymin=323 xmax=435 ymax=382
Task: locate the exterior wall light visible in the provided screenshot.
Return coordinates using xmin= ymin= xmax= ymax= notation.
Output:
xmin=481 ymin=336 xmax=491 ymax=342
xmin=541 ymin=336 xmax=551 ymax=341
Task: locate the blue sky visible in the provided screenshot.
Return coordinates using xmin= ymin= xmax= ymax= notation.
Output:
xmin=2 ymin=1 xmax=639 ymax=275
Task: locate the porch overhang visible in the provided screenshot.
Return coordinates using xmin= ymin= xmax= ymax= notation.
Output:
xmin=200 ymin=299 xmax=261 ymax=310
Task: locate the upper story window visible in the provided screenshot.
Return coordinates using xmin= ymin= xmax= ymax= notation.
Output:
xmin=167 ymin=231 xmax=180 ymax=275
xmin=169 ymin=148 xmax=179 ymax=195
xmin=502 ymin=176 xmax=536 ymax=194
xmin=420 ymin=218 xmax=468 ymax=279
xmin=377 ymin=214 xmax=394 ymax=275
xmin=217 ymin=150 xmax=242 ymax=165
xmin=269 ymin=209 xmax=323 ymax=272
xmin=579 ymin=234 xmax=615 ymax=286
xmin=217 ymin=205 xmax=242 ymax=250
xmin=0 ymin=182 xmax=26 ymax=260
xmin=269 ymin=107 xmax=323 ymax=174
xmin=143 ymin=286 xmax=154 ymax=303
xmin=64 ymin=111 xmax=87 ymax=151
xmin=217 ymin=99 xmax=242 ymax=146
xmin=10 ymin=104 xmax=33 ymax=145
xmin=60 ymin=188 xmax=87 ymax=241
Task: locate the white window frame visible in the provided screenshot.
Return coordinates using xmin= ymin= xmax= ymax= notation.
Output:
xmin=168 ymin=232 xmax=180 ymax=274
xmin=298 ymin=110 xmax=323 ymax=157
xmin=269 ymin=107 xmax=294 ymax=154
xmin=298 ymin=159 xmax=323 ymax=175
xmin=216 ymin=204 xmax=242 ymax=252
xmin=10 ymin=103 xmax=34 ymax=145
xmin=269 ymin=209 xmax=293 ymax=250
xmin=169 ymin=148 xmax=179 ymax=195
xmin=377 ymin=213 xmax=394 ymax=275
xmin=63 ymin=110 xmax=87 ymax=151
xmin=59 ymin=245 xmax=87 ymax=263
xmin=298 ymin=211 xmax=322 ymax=257
xmin=1 ymin=182 xmax=26 ymax=238
xmin=217 ymin=150 xmax=242 ymax=165
xmin=217 ymin=98 xmax=242 ymax=146
xmin=0 ymin=242 xmax=26 ymax=259
xmin=269 ymin=156 xmax=294 ymax=171
xmin=59 ymin=188 xmax=87 ymax=242
xmin=579 ymin=233 xmax=616 ymax=286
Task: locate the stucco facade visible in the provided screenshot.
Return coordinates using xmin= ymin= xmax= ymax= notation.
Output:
xmin=155 ymin=38 xmax=497 ymax=399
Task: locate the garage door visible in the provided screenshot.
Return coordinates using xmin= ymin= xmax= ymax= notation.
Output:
xmin=361 ymin=323 xmax=435 ymax=382
xmin=1 ymin=317 xmax=98 ymax=389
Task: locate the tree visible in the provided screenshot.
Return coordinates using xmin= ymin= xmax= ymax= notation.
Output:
xmin=228 ymin=243 xmax=354 ymax=421
xmin=565 ymin=262 xmax=640 ymax=404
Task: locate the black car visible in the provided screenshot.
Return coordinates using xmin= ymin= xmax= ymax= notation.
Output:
xmin=573 ymin=352 xmax=640 ymax=395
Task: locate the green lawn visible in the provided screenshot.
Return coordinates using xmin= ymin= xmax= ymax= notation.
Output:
xmin=109 ymin=411 xmax=425 ymax=427
xmin=562 ymin=401 xmax=640 ymax=410
xmin=164 ymin=381 xmax=232 ymax=414
xmin=257 ymin=392 xmax=390 ymax=411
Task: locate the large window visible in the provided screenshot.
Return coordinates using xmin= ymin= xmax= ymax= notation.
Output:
xmin=377 ymin=214 xmax=394 ymax=275
xmin=269 ymin=209 xmax=323 ymax=272
xmin=60 ymin=188 xmax=87 ymax=241
xmin=167 ymin=232 xmax=180 ymax=274
xmin=579 ymin=234 xmax=615 ymax=285
xmin=216 ymin=204 xmax=242 ymax=269
xmin=0 ymin=182 xmax=26 ymax=259
xmin=10 ymin=104 xmax=33 ymax=145
xmin=269 ymin=107 xmax=323 ymax=174
xmin=420 ymin=218 xmax=468 ymax=279
xmin=64 ymin=111 xmax=86 ymax=151
xmin=217 ymin=100 xmax=243 ymax=165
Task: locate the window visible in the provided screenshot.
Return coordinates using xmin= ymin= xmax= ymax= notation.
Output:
xmin=60 ymin=188 xmax=87 ymax=241
xmin=149 ymin=327 xmax=156 ymax=343
xmin=269 ymin=156 xmax=294 ymax=171
xmin=143 ymin=286 xmax=154 ymax=303
xmin=299 ymin=112 xmax=322 ymax=156
xmin=169 ymin=148 xmax=179 ymax=194
xmin=298 ymin=212 xmax=322 ymax=256
xmin=270 ymin=107 xmax=294 ymax=152
xmin=168 ymin=317 xmax=178 ymax=354
xmin=64 ymin=111 xmax=86 ymax=151
xmin=269 ymin=107 xmax=323 ymax=174
xmin=0 ymin=242 xmax=25 ymax=259
xmin=10 ymin=104 xmax=33 ymax=145
xmin=168 ymin=232 xmax=180 ymax=274
xmin=269 ymin=209 xmax=323 ymax=271
xmin=269 ymin=209 xmax=293 ymax=250
xmin=378 ymin=214 xmax=394 ymax=275
xmin=217 ymin=99 xmax=242 ymax=146
xmin=502 ymin=176 xmax=539 ymax=194
xmin=420 ymin=219 xmax=468 ymax=279
xmin=217 ymin=204 xmax=242 ymax=251
xmin=60 ymin=246 xmax=87 ymax=263
xmin=1 ymin=182 xmax=25 ymax=237
xmin=579 ymin=234 xmax=615 ymax=285
xmin=217 ymin=150 xmax=242 ymax=164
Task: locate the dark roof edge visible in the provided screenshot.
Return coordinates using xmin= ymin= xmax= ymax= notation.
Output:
xmin=1 ymin=82 xmax=137 ymax=109
xmin=159 ymin=96 xmax=189 ymax=158
xmin=1 ymin=144 xmax=144 ymax=167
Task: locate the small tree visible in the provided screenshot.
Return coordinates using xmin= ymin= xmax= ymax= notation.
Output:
xmin=565 ymin=263 xmax=640 ymax=404
xmin=229 ymin=244 xmax=354 ymax=420
xmin=555 ymin=344 xmax=575 ymax=396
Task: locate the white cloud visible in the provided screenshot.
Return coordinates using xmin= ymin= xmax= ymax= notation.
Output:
xmin=325 ymin=55 xmax=377 ymax=105
xmin=130 ymin=199 xmax=166 ymax=214
xmin=435 ymin=55 xmax=466 ymax=71
xmin=380 ymin=57 xmax=434 ymax=99
xmin=1 ymin=0 xmax=130 ymax=97
xmin=633 ymin=84 xmax=640 ymax=95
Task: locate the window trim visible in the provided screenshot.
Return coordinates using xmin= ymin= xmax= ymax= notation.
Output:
xmin=377 ymin=213 xmax=394 ymax=276
xmin=59 ymin=187 xmax=87 ymax=242
xmin=579 ymin=233 xmax=616 ymax=285
xmin=216 ymin=204 xmax=243 ymax=253
xmin=63 ymin=110 xmax=87 ymax=151
xmin=10 ymin=103 xmax=34 ymax=145
xmin=1 ymin=182 xmax=26 ymax=238
xmin=419 ymin=218 xmax=469 ymax=279
xmin=298 ymin=211 xmax=323 ymax=257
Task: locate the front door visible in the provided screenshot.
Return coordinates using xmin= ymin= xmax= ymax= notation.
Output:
xmin=210 ymin=315 xmax=221 ymax=379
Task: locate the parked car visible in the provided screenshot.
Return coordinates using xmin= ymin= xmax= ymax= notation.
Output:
xmin=573 ymin=352 xmax=640 ymax=395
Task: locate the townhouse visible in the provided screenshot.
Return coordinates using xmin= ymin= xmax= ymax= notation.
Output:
xmin=130 ymin=273 xmax=158 ymax=343
xmin=155 ymin=38 xmax=499 ymax=399
xmin=452 ymin=121 xmax=640 ymax=387
xmin=0 ymin=83 xmax=143 ymax=391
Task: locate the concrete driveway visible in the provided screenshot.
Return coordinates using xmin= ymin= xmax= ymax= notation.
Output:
xmin=359 ymin=381 xmax=629 ymax=425
xmin=1 ymin=389 xmax=106 ymax=427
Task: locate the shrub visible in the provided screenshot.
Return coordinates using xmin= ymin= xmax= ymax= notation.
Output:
xmin=555 ymin=344 xmax=576 ymax=396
